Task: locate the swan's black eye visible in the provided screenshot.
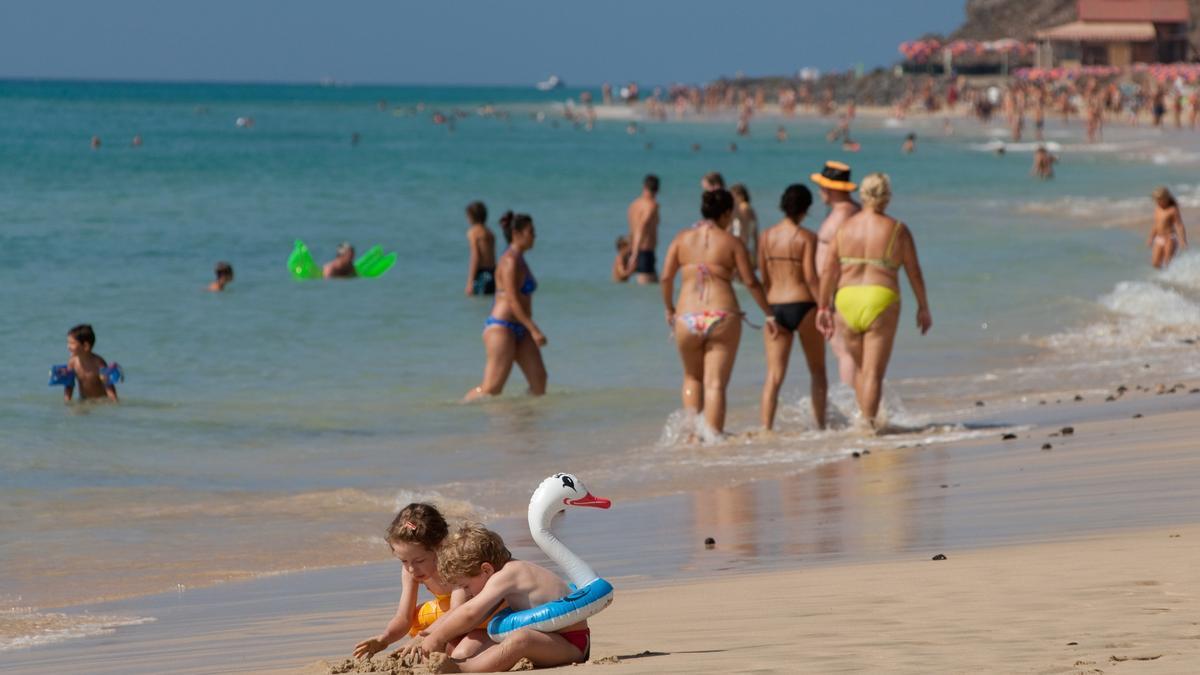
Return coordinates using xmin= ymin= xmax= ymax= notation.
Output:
xmin=561 ymin=475 xmax=576 ymax=491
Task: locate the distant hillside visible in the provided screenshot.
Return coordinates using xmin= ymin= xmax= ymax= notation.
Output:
xmin=951 ymin=0 xmax=1075 ymax=40
xmin=951 ymin=0 xmax=1200 ymax=52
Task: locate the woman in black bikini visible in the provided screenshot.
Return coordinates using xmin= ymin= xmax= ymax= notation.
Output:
xmin=757 ymin=184 xmax=827 ymax=431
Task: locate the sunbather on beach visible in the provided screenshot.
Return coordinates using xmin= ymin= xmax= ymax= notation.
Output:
xmin=413 ymin=524 xmax=591 ymax=671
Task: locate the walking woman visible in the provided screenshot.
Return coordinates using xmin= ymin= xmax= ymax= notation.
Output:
xmin=816 ymin=173 xmax=931 ymax=430
xmin=661 ymin=188 xmax=776 ymax=435
xmin=758 ymin=184 xmax=826 ymax=431
xmin=464 ymin=212 xmax=547 ymax=401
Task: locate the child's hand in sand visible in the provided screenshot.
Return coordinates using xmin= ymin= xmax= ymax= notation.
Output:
xmin=353 ymin=636 xmax=388 ymax=660
xmin=416 ymin=631 xmax=448 ymax=657
xmin=391 ymin=638 xmax=423 ymax=661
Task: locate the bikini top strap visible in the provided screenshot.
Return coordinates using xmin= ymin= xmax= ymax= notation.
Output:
xmin=884 ymin=221 xmax=903 ymax=261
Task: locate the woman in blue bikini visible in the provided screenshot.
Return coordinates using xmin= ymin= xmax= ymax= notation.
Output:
xmin=660 ymin=189 xmax=776 ymax=436
xmin=464 ymin=212 xmax=547 ymax=401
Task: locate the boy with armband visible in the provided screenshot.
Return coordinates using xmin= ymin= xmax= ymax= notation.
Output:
xmin=56 ymin=324 xmax=120 ymax=403
xmin=413 ymin=523 xmax=591 ymax=672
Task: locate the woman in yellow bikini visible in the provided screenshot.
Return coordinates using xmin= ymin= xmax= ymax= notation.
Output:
xmin=816 ymin=173 xmax=931 ymax=430
xmin=660 ymin=188 xmax=776 ymax=436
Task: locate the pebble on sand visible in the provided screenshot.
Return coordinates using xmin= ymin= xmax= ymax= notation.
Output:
xmin=1041 ymin=443 xmax=1053 ymax=450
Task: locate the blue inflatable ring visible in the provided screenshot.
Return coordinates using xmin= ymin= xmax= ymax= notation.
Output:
xmin=486 ymin=577 xmax=613 ymax=642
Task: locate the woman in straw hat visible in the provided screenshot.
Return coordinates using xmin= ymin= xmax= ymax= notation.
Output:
xmin=816 ymin=173 xmax=931 ymax=431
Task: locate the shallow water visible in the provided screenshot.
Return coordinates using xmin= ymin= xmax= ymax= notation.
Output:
xmin=3 ymin=81 xmax=1200 ymax=646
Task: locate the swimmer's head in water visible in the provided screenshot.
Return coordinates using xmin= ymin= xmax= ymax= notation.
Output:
xmin=336 ymin=242 xmax=354 ymax=259
xmin=387 ymin=502 xmax=449 ymax=550
xmin=702 ymin=171 xmax=726 ymax=191
xmin=1152 ymin=186 xmax=1176 ymax=207
xmin=780 ymin=184 xmax=813 ymax=221
xmin=730 ymin=183 xmax=751 ymax=204
xmin=859 ymin=173 xmax=892 ymax=212
xmin=643 ymin=174 xmax=659 ymax=194
xmin=499 ymin=211 xmax=534 ymax=245
xmin=67 ymin=324 xmax=96 ymax=352
xmin=701 ymin=188 xmax=734 ymax=222
xmin=214 ymin=261 xmax=234 ymax=281
xmin=465 ymin=200 xmax=487 ymax=225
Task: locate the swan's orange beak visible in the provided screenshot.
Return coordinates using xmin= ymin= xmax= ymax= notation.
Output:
xmin=565 ymin=492 xmax=611 ymax=509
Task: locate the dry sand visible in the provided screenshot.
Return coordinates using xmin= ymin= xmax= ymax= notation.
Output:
xmin=298 ymin=524 xmax=1200 ymax=674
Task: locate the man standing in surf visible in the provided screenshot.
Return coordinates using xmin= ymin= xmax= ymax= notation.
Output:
xmin=625 ymin=174 xmax=661 ymax=284
xmin=813 ymin=161 xmax=861 ymax=389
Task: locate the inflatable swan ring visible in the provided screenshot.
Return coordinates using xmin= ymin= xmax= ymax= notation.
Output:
xmin=486 ymin=473 xmax=615 ymax=642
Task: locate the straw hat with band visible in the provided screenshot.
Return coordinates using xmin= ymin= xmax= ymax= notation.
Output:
xmin=811 ymin=161 xmax=857 ymax=192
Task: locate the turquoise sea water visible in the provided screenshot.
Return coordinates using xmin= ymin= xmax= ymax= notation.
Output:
xmin=3 ymin=81 xmax=1200 ymax=634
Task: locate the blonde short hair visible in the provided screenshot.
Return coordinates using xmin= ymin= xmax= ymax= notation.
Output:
xmin=859 ymin=172 xmax=892 ymax=212
xmin=436 ymin=523 xmax=512 ymax=582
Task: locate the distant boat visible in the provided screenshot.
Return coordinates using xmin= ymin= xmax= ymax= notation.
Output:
xmin=536 ymin=75 xmax=564 ymax=91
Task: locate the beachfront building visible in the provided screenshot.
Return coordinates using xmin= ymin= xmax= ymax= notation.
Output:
xmin=1034 ymin=0 xmax=1192 ymax=67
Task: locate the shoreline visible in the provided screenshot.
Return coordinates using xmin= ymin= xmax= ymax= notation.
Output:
xmin=4 ymin=389 xmax=1199 ymax=672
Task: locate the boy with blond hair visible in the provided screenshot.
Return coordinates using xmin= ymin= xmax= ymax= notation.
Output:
xmin=415 ymin=523 xmax=591 ymax=671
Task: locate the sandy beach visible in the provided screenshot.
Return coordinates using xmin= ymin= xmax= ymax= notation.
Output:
xmin=6 ymin=387 xmax=1198 ymax=674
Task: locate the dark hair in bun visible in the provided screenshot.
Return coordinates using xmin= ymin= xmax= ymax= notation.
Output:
xmin=779 ymin=184 xmax=812 ymax=221
xmin=499 ymin=211 xmax=533 ymax=243
xmin=700 ymin=189 xmax=734 ymax=220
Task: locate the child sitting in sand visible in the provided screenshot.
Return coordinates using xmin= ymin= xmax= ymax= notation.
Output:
xmin=59 ymin=324 xmax=119 ymax=403
xmin=612 ymin=236 xmax=632 ymax=282
xmin=208 ymin=261 xmax=234 ymax=292
xmin=354 ymin=504 xmax=473 ymax=660
xmin=411 ymin=523 xmax=591 ymax=672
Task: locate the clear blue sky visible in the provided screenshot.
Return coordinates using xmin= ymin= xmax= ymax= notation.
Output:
xmin=0 ymin=1 xmax=965 ymax=85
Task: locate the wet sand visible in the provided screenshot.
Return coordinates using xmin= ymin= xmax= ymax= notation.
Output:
xmin=3 ymin=388 xmax=1198 ymax=673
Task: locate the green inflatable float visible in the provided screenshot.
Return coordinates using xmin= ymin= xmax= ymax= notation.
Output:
xmin=288 ymin=240 xmax=397 ymax=280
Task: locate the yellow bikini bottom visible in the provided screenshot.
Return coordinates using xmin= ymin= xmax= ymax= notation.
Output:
xmin=835 ymin=285 xmax=900 ymax=333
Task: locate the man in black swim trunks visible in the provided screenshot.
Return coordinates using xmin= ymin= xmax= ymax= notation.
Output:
xmin=624 ymin=174 xmax=660 ymax=284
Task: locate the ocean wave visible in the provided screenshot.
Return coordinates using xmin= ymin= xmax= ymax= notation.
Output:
xmin=1015 ymin=185 xmax=1200 ymax=226
xmin=1040 ymin=256 xmax=1200 ymax=353
xmin=0 ymin=610 xmax=155 ymax=652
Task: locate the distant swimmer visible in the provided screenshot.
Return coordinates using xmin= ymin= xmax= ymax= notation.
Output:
xmin=730 ymin=184 xmax=758 ymax=271
xmin=351 ymin=132 xmax=360 ymax=146
xmin=208 ymin=261 xmax=234 ymax=292
xmin=465 ymin=212 xmax=547 ymax=400
xmin=1148 ymin=187 xmax=1188 ymax=269
xmin=811 ymin=160 xmax=861 ymax=388
xmin=131 ymin=135 xmax=143 ymax=148
xmin=758 ymin=184 xmax=826 ymax=431
xmin=691 ymin=143 xmax=702 ymax=153
xmin=464 ymin=201 xmax=497 ymax=296
xmin=90 ymin=136 xmax=101 ymax=150
xmin=776 ymin=126 xmax=788 ymax=143
xmin=994 ymin=142 xmax=1007 ymax=156
xmin=660 ymin=189 xmax=776 ymax=436
xmin=1031 ymin=145 xmax=1057 ymax=180
xmin=626 ymin=122 xmax=638 ymax=135
xmin=625 ymin=174 xmax=661 ymax=284
xmin=901 ymin=133 xmax=916 ymax=154
xmin=235 ymin=117 xmax=254 ymax=128
xmin=612 ymin=236 xmax=633 ymax=282
xmin=323 ymin=242 xmax=358 ymax=279
xmin=729 ymin=142 xmax=738 ymax=153
xmin=841 ymin=138 xmax=861 ymax=152
xmin=816 ymin=173 xmax=931 ymax=431
xmin=701 ymin=171 xmax=725 ymax=192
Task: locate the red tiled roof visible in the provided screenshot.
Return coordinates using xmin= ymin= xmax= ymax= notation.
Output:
xmin=1078 ymin=0 xmax=1189 ymax=23
xmin=1036 ymin=20 xmax=1157 ymax=41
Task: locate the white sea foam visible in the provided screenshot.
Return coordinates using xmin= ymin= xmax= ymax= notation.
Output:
xmin=0 ymin=610 xmax=155 ymax=652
